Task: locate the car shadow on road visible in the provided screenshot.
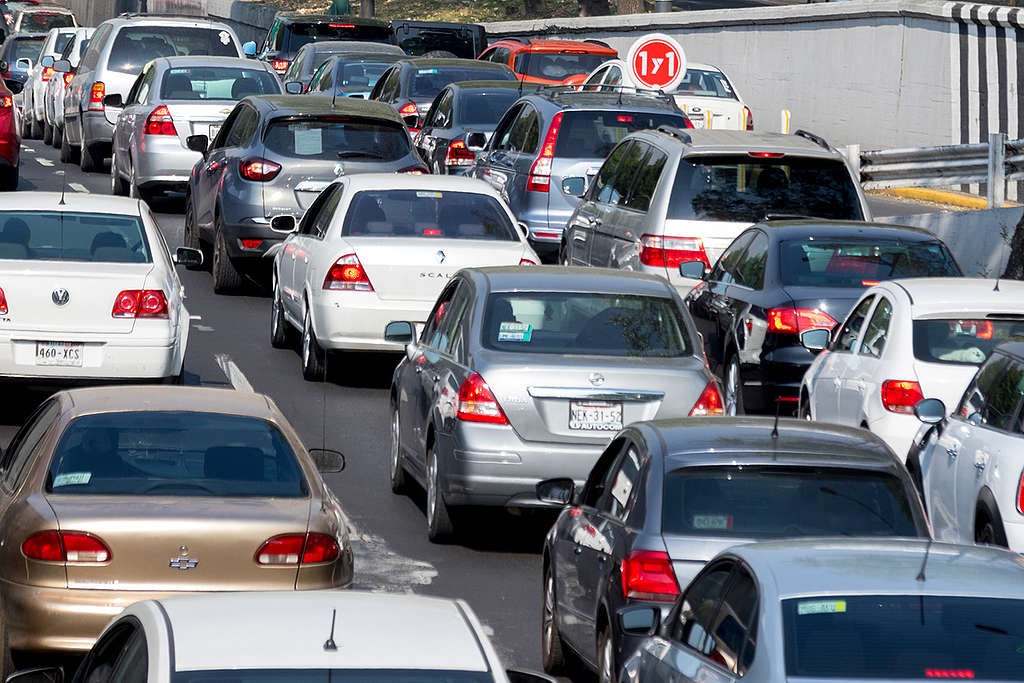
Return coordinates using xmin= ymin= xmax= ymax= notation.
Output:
xmin=324 ymin=351 xmax=401 ymax=390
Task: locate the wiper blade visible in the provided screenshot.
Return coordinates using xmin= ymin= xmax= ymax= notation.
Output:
xmin=337 ymin=150 xmax=385 ymax=159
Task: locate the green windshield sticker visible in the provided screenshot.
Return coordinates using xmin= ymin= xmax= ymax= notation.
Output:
xmin=417 ymin=68 xmax=439 ymax=74
xmin=53 ymin=472 xmax=91 ymax=487
xmin=498 ymin=322 xmax=532 ymax=342
xmin=798 ymin=600 xmax=847 ymax=616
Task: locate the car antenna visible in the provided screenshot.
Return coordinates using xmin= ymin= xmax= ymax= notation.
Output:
xmin=323 ymin=608 xmax=338 ymax=650
xmin=994 ymin=278 xmax=1000 ymax=292
xmin=57 ymin=167 xmax=66 ymax=206
xmin=771 ymin=399 xmax=781 ymax=440
xmin=916 ymin=538 xmax=932 ymax=582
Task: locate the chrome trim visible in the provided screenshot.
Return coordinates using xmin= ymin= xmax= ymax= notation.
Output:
xmin=295 ymin=179 xmax=332 ymax=192
xmin=527 ymin=387 xmax=665 ymax=402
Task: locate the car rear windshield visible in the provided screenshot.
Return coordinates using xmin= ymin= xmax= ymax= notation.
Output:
xmin=263 ymin=117 xmax=409 ymax=161
xmin=278 ymin=22 xmax=395 ymax=53
xmin=19 ymin=11 xmax=72 ymax=32
xmin=409 ymin=65 xmax=515 ymax=99
xmin=779 ymin=238 xmax=961 ymax=288
xmin=514 ymin=52 xmax=610 ymax=80
xmin=7 ymin=37 xmax=43 ymax=63
xmin=460 ymin=90 xmax=524 ymax=125
xmin=397 ymin=28 xmax=478 ymax=59
xmin=553 ymin=110 xmax=689 ymax=159
xmin=0 ymin=211 xmax=151 ymax=263
xmin=482 ymin=293 xmax=692 ymax=357
xmin=173 ymin=670 xmax=494 ymax=683
xmin=342 ymin=190 xmax=517 ymax=240
xmin=107 ymin=26 xmax=238 ymax=74
xmin=913 ymin=318 xmax=1024 ymax=365
xmin=668 ymin=156 xmax=864 ymax=222
xmin=783 ymin=595 xmax=1024 ymax=680
xmin=160 ymin=66 xmax=278 ymax=100
xmin=333 ymin=58 xmax=399 ymax=90
xmin=673 ymin=68 xmax=737 ymax=99
xmin=662 ymin=465 xmax=918 ymax=537
xmin=47 ymin=412 xmax=308 ymax=498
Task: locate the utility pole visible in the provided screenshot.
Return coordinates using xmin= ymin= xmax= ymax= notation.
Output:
xmin=360 ymin=0 xmax=375 ymax=18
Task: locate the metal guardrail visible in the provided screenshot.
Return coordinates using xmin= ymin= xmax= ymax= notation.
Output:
xmin=848 ymin=132 xmax=1020 ymax=207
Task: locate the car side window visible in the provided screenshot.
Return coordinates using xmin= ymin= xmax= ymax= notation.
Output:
xmin=124 ymin=72 xmax=145 ymax=106
xmin=591 ymin=141 xmax=630 ymax=204
xmin=605 ymin=65 xmax=622 ymax=86
xmin=78 ymin=621 xmax=137 ymax=683
xmin=491 ymin=104 xmax=523 ymax=150
xmin=580 ymin=438 xmax=629 ymax=507
xmin=958 ymin=355 xmax=1010 ymax=422
xmin=708 ymin=232 xmax=754 ymax=285
xmin=224 ymin=106 xmax=258 ymax=148
xmin=505 ymin=106 xmax=538 ymax=154
xmin=298 ymin=183 xmax=339 ymax=237
xmin=833 ymin=296 xmax=874 ymax=353
xmin=734 ymin=230 xmax=769 ymax=289
xmin=307 ymin=184 xmax=343 ymax=239
xmin=59 ymin=34 xmax=76 ymax=60
xmin=624 ymin=146 xmax=667 ymax=213
xmin=135 ymin=66 xmax=156 ymax=104
xmin=438 ymin=285 xmax=473 ymax=357
xmin=421 ymin=281 xmax=461 ymax=348
xmin=859 ymin=297 xmax=892 ymax=358
xmin=310 ymin=61 xmax=331 ymax=91
xmin=431 ymin=89 xmax=454 ymax=128
xmin=705 ymin=566 xmax=758 ymax=676
xmin=673 ymin=562 xmax=734 ymax=654
xmin=79 ymin=23 xmax=110 ymax=71
xmin=597 ymin=444 xmax=648 ymax=522
xmin=110 ymin=630 xmax=148 ymax=683
xmin=978 ymin=359 xmax=1024 ymax=431
xmin=609 ymin=142 xmax=646 ymax=207
xmin=1 ymin=399 xmax=58 ymax=493
xmin=210 ymin=107 xmax=241 ymax=150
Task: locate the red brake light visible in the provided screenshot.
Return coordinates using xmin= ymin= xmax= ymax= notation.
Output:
xmin=271 ymin=59 xmax=289 ymax=72
xmin=0 ymin=287 xmax=7 ymax=314
xmin=881 ymin=380 xmax=924 ymax=414
xmin=744 ymin=106 xmax=755 ymax=131
xmin=88 ymin=81 xmax=104 ymax=111
xmin=0 ymin=95 xmax=11 ymax=109
xmin=925 ymin=671 xmax=974 ymax=679
xmin=324 ymin=254 xmax=373 ymax=291
xmin=621 ymin=550 xmax=679 ymax=601
xmin=690 ymin=381 xmax=724 ymax=416
xmin=62 ymin=72 xmax=73 ymax=86
xmin=111 ymin=290 xmax=169 ymax=319
xmin=749 ymin=151 xmax=784 ymax=158
xmin=240 ymin=239 xmax=263 ymax=249
xmin=616 ymin=115 xmax=633 ymax=122
xmin=240 ymin=158 xmax=281 ymax=182
xmin=445 ymin=139 xmax=476 ymax=167
xmin=948 ymin=319 xmax=994 ymax=339
xmin=41 ymin=66 xmax=54 ymax=81
xmin=329 ymin=23 xmax=355 ymax=28
xmin=144 ymin=105 xmax=177 ymax=136
xmin=527 ymin=112 xmax=563 ymax=192
xmin=767 ymin=308 xmax=837 ymax=334
xmin=23 ymin=531 xmax=111 ymax=563
xmin=254 ymin=533 xmax=339 ymax=565
xmin=456 ymin=373 xmax=508 ymax=424
xmin=398 ymin=102 xmax=418 ymax=116
xmin=639 ymin=234 xmax=708 ymax=268
xmin=398 ymin=166 xmax=428 ymax=175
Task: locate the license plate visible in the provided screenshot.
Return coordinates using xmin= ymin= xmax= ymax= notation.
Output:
xmin=209 ymin=124 xmax=221 ymax=140
xmin=36 ymin=341 xmax=83 ymax=367
xmin=569 ymin=400 xmax=622 ymax=431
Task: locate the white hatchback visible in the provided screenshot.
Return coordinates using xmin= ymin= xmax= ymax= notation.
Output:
xmin=272 ymin=174 xmax=539 ymax=380
xmin=800 ymin=277 xmax=1024 ymax=460
xmin=0 ymin=192 xmax=201 ymax=382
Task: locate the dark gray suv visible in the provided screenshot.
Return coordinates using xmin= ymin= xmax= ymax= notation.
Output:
xmin=468 ymin=87 xmax=690 ymax=262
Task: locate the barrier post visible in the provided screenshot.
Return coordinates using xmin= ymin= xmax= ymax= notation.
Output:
xmin=780 ymin=109 xmax=791 ymax=134
xmin=846 ymin=144 xmax=861 ymax=183
xmin=988 ymin=132 xmax=1006 ymax=208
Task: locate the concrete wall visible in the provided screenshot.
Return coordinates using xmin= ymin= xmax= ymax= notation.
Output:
xmin=886 ymin=207 xmax=1022 ymax=277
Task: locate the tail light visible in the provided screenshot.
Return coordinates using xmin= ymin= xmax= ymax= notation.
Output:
xmin=254 ymin=533 xmax=339 ymax=565
xmin=744 ymin=106 xmax=754 ymax=131
xmin=690 ymin=381 xmax=724 ymax=416
xmin=1016 ymin=470 xmax=1024 ymax=515
xmin=881 ymin=380 xmax=924 ymax=414
xmin=0 ymin=287 xmax=7 ymax=314
xmin=398 ymin=102 xmax=418 ymax=117
xmin=23 ymin=531 xmax=111 ymax=563
xmin=88 ymin=81 xmax=104 ymax=111
xmin=445 ymin=139 xmax=476 ymax=168
xmin=63 ymin=72 xmax=73 ymax=87
xmin=681 ymin=116 xmax=695 ymax=129
xmin=144 ymin=105 xmax=176 ymax=136
xmin=621 ymin=550 xmax=679 ymax=601
xmin=456 ymin=373 xmax=508 ymax=425
xmin=639 ymin=234 xmax=708 ymax=268
xmin=271 ymin=59 xmax=289 ymax=72
xmin=240 ymin=239 xmax=263 ymax=250
xmin=0 ymin=95 xmax=10 ymax=109
xmin=41 ymin=66 xmax=54 ymax=82
xmin=526 ymin=112 xmax=563 ymax=192
xmin=323 ymin=254 xmax=373 ymax=291
xmin=519 ymin=258 xmax=537 ymax=266
xmin=239 ymin=158 xmax=281 ymax=182
xmin=767 ymin=308 xmax=837 ymax=334
xmin=398 ymin=165 xmax=428 ymax=175
xmin=112 ymin=290 xmax=169 ymax=319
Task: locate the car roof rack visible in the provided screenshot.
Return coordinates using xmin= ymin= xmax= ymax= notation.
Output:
xmin=535 ymin=84 xmax=679 ymax=109
xmin=585 ymin=39 xmax=612 ymax=48
xmin=504 ymin=37 xmax=531 ymax=45
xmin=117 ymin=12 xmax=216 ymax=20
xmin=793 ymin=129 xmax=831 ymax=150
xmin=656 ymin=125 xmax=691 ymax=144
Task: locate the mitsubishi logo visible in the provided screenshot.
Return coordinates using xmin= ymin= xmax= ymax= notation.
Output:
xmin=589 ymin=372 xmax=606 ymax=387
xmin=51 ymin=288 xmax=70 ymax=306
xmin=436 ymin=250 xmax=446 ymax=264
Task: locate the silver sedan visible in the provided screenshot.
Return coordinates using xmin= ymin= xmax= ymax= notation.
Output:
xmin=109 ymin=55 xmax=281 ymax=202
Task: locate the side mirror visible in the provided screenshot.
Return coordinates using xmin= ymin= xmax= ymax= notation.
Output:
xmin=3 ymin=79 xmax=22 ymax=95
xmin=536 ymin=478 xmax=575 ymax=506
xmin=242 ymin=41 xmax=257 ymax=57
xmin=271 ymin=215 xmax=296 ymax=232
xmin=516 ymin=222 xmax=529 ymax=240
xmin=40 ymin=55 xmax=54 ymax=68
xmin=466 ymin=131 xmax=487 ymax=152
xmin=506 ymin=670 xmax=556 ymax=683
xmin=385 ymin=321 xmax=415 ymax=344
xmin=913 ymin=398 xmax=946 ymax=425
xmin=284 ymin=81 xmax=303 ymax=95
xmin=309 ymin=448 xmax=345 ymax=473
xmin=185 ymin=134 xmax=209 ymax=154
xmin=800 ymin=328 xmax=830 ymax=352
xmin=561 ymin=176 xmax=586 ymax=197
xmin=618 ymin=605 xmax=661 ymax=636
xmin=103 ymin=93 xmax=122 ymax=108
xmin=15 ymin=58 xmax=31 ymax=71
xmin=402 ymin=114 xmax=419 ymax=129
xmin=53 ymin=59 xmax=71 ymax=73
xmin=5 ymin=668 xmax=64 ymax=683
xmin=678 ymin=260 xmax=708 ymax=280
xmin=173 ymin=247 xmax=204 ymax=268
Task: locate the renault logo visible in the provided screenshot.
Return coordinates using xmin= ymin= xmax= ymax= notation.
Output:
xmin=589 ymin=372 xmax=606 ymax=387
xmin=436 ymin=250 xmax=446 ymax=264
xmin=51 ymin=288 xmax=70 ymax=306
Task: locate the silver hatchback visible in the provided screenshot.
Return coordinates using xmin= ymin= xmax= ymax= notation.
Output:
xmin=385 ymin=266 xmax=723 ymax=542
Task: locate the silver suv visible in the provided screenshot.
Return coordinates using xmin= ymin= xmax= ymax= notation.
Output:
xmin=57 ymin=14 xmax=245 ymax=172
xmin=563 ymin=128 xmax=871 ymax=294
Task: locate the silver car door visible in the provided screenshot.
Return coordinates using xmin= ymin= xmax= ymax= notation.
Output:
xmin=660 ymin=561 xmax=738 ymax=683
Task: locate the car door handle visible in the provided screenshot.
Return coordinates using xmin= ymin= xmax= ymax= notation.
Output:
xmin=946 ymin=446 xmax=958 ymax=459
xmin=414 ymin=366 xmax=423 ymax=374
xmin=573 ymin=546 xmax=582 ymax=555
xmin=833 ymin=377 xmax=842 ymax=389
xmin=974 ymin=460 xmax=986 ymax=471
xmin=597 ymin=555 xmax=606 ymax=565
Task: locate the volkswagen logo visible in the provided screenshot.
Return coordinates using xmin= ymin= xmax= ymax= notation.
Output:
xmin=436 ymin=250 xmax=446 ymax=264
xmin=588 ymin=372 xmax=606 ymax=387
xmin=51 ymin=288 xmax=70 ymax=306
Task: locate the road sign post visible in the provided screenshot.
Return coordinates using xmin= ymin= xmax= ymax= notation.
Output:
xmin=625 ymin=33 xmax=687 ymax=92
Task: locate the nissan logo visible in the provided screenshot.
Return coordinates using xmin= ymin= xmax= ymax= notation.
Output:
xmin=51 ymin=288 xmax=70 ymax=306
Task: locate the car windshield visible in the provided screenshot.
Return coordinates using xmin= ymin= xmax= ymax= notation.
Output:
xmin=173 ymin=670 xmax=494 ymax=683
xmin=672 ymin=68 xmax=737 ymax=99
xmin=514 ymin=52 xmax=610 ymax=80
xmin=913 ymin=318 xmax=1024 ymax=365
xmin=783 ymin=595 xmax=1024 ymax=680
xmin=342 ymin=190 xmax=517 ymax=240
xmin=279 ymin=22 xmax=394 ymax=53
xmin=107 ymin=26 xmax=238 ymax=74
xmin=47 ymin=412 xmax=308 ymax=497
xmin=8 ymin=37 xmax=43 ymax=63
xmin=19 ymin=11 xmax=72 ymax=32
xmin=459 ymin=90 xmax=523 ymax=125
xmin=264 ymin=116 xmax=409 ymax=161
xmin=334 ymin=58 xmax=400 ymax=90
xmin=481 ymin=293 xmax=692 ymax=357
xmin=662 ymin=466 xmax=919 ymax=537
xmin=780 ymin=238 xmax=961 ymax=288
xmin=554 ymin=110 xmax=687 ymax=160
xmin=409 ymin=65 xmax=515 ymax=99
xmin=53 ymin=31 xmax=73 ymax=54
xmin=160 ymin=66 xmax=278 ymax=100
xmin=668 ymin=156 xmax=864 ymax=222
xmin=0 ymin=211 xmax=151 ymax=263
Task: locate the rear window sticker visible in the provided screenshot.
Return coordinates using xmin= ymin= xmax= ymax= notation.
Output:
xmin=498 ymin=321 xmax=532 ymax=342
xmin=293 ymin=126 xmax=322 ymax=156
xmin=691 ymin=514 xmax=732 ymax=530
xmin=53 ymin=472 xmax=92 ymax=487
xmin=417 ymin=191 xmax=443 ymax=198
xmin=798 ymin=599 xmax=847 ymax=616
xmin=219 ymin=31 xmax=231 ymax=45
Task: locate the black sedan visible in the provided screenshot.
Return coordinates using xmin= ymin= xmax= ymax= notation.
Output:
xmin=414 ymin=80 xmax=541 ymax=175
xmin=301 ymin=50 xmax=407 ymax=99
xmin=682 ymin=220 xmax=962 ymax=415
xmin=537 ymin=417 xmax=929 ymax=683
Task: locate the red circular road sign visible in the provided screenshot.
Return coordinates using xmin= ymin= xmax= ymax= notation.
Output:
xmin=626 ymin=34 xmax=687 ymax=91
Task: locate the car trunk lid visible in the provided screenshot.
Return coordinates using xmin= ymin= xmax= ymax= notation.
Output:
xmin=162 ymin=102 xmax=236 ymax=146
xmin=673 ymin=95 xmax=745 ymax=130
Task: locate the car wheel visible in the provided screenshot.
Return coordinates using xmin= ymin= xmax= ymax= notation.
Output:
xmin=212 ymin=221 xmax=244 ymax=294
xmin=559 ymin=240 xmax=570 ymax=266
xmin=426 ymin=445 xmax=455 ymax=542
xmin=52 ymin=124 xmax=63 ymax=149
xmin=301 ymin=304 xmax=326 ymax=381
xmin=128 ymin=163 xmax=152 ymax=204
xmin=270 ymin=278 xmax=292 ymax=349
xmin=976 ymin=513 xmax=1008 ymax=548
xmin=598 ymin=621 xmax=616 ymax=683
xmin=80 ymin=139 xmax=101 ymax=172
xmin=542 ymin=567 xmax=568 ymax=674
xmin=28 ymin=116 xmax=40 ymax=140
xmin=42 ymin=120 xmax=53 ymax=145
xmin=389 ymin=407 xmax=408 ymax=494
xmin=724 ymin=355 xmax=745 ymax=416
xmin=110 ymin=150 xmax=128 ymax=196
xmin=60 ymin=125 xmax=77 ymax=162
xmin=798 ymin=393 xmax=812 ymax=421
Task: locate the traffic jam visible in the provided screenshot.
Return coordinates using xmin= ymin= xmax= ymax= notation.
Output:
xmin=0 ymin=3 xmax=1022 ymax=683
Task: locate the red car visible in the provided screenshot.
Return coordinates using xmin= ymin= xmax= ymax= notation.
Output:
xmin=478 ymin=38 xmax=617 ymax=85
xmin=0 ymin=65 xmax=20 ymax=191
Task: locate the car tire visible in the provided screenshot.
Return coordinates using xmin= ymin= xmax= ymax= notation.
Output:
xmin=301 ymin=305 xmax=327 ymax=381
xmin=389 ymin=407 xmax=408 ymax=494
xmin=542 ymin=566 xmax=568 ymax=674
xmin=798 ymin=392 xmax=812 ymax=421
xmin=270 ymin=278 xmax=291 ymax=349
xmin=42 ymin=120 xmax=53 ymax=145
xmin=80 ymin=139 xmax=101 ymax=172
xmin=27 ymin=116 xmax=40 ymax=140
xmin=426 ymin=445 xmax=455 ymax=542
xmin=128 ymin=163 xmax=153 ymax=204
xmin=60 ymin=125 xmax=77 ymax=162
xmin=52 ymin=123 xmax=63 ymax=149
xmin=110 ymin=150 xmax=128 ymax=196
xmin=724 ymin=354 xmax=745 ymax=416
xmin=976 ymin=512 xmax=1008 ymax=548
xmin=0 ymin=611 xmax=12 ymax=681
xmin=183 ymin=197 xmax=210 ymax=270
xmin=559 ymin=240 xmax=570 ymax=266
xmin=597 ymin=621 xmax=616 ymax=683
xmin=212 ymin=221 xmax=244 ymax=294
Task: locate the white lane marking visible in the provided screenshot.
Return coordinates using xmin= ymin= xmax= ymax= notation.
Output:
xmin=194 ymin=324 xmax=214 ymax=332
xmin=36 ymin=158 xmax=53 ymax=166
xmin=68 ymin=183 xmax=88 ymax=193
xmin=214 ymin=353 xmax=255 ymax=392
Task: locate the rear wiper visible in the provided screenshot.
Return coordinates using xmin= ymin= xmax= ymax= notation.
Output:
xmin=819 ymin=486 xmax=897 ymax=533
xmin=337 ymin=150 xmax=386 ymax=159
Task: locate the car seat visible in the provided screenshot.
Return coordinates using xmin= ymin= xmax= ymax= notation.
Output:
xmin=574 ymin=306 xmax=632 ymax=352
xmin=487 ymin=298 xmax=517 ymax=342
xmin=90 ymin=232 xmax=133 ymax=262
xmin=204 ymin=446 xmax=265 ymax=481
xmin=164 ymin=72 xmax=195 ymax=100
xmin=231 ymin=77 xmax=263 ymax=99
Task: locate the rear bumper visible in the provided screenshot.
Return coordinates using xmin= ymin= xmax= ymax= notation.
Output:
xmin=312 ymin=294 xmax=430 ymax=352
xmin=218 ymin=218 xmax=288 ymax=263
xmin=866 ymin=412 xmax=917 ymax=462
xmin=744 ymin=347 xmax=813 ymax=413
xmin=0 ymin=332 xmax=180 ymax=380
xmin=133 ymin=141 xmax=201 ymax=188
xmin=81 ymin=110 xmax=113 ymax=148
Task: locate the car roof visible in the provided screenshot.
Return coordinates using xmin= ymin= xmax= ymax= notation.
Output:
xmin=58 ymin=386 xmax=276 ymax=420
xmin=640 ymin=128 xmax=840 ymax=158
xmin=249 ymin=94 xmax=401 ymax=121
xmin=869 ymin=277 xmax=1024 ymax=317
xmin=399 ymin=57 xmax=512 ymax=70
xmin=595 ymin=58 xmax=722 ymax=73
xmin=0 ymin=191 xmax=143 ymax=216
xmin=156 ymin=55 xmax=271 ymax=69
xmin=341 ymin=173 xmax=503 ymax=197
xmin=274 ymin=12 xmax=390 ymax=27
xmin=496 ymin=38 xmax=616 ymax=54
xmin=156 ymin=592 xmax=490 ymax=672
xmin=731 ymin=539 xmax=1024 ymax=599
xmin=530 ymin=87 xmax=681 ymax=112
xmin=5 ymin=31 xmax=45 ymax=41
xmin=469 ymin=266 xmax=677 ymax=296
xmin=312 ymin=40 xmax=404 ymax=55
xmin=753 ymin=219 xmax=942 ymax=242
xmin=450 ymin=79 xmax=538 ymax=92
xmin=108 ymin=15 xmax=235 ymax=29
xmin=17 ymin=5 xmax=72 ymax=13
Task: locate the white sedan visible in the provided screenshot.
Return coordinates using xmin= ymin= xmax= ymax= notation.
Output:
xmin=0 ymin=192 xmax=201 ymax=382
xmin=799 ymin=277 xmax=1024 ymax=460
xmin=272 ymin=174 xmax=539 ymax=380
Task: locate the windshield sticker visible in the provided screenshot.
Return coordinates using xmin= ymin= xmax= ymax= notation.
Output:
xmin=417 ymin=68 xmax=439 ymax=74
xmin=498 ymin=321 xmax=532 ymax=342
xmin=692 ymin=514 xmax=732 ymax=530
xmin=218 ymin=30 xmax=231 ymax=46
xmin=798 ymin=600 xmax=847 ymax=616
xmin=417 ymin=191 xmax=443 ymax=198
xmin=293 ymin=125 xmax=322 ymax=156
xmin=53 ymin=472 xmax=91 ymax=487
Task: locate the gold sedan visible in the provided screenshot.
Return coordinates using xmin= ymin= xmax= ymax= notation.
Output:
xmin=0 ymin=385 xmax=352 ymax=663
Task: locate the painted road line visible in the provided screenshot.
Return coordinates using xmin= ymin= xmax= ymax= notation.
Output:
xmin=36 ymin=158 xmax=54 ymax=166
xmin=68 ymin=183 xmax=89 ymax=193
xmin=214 ymin=353 xmax=255 ymax=392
